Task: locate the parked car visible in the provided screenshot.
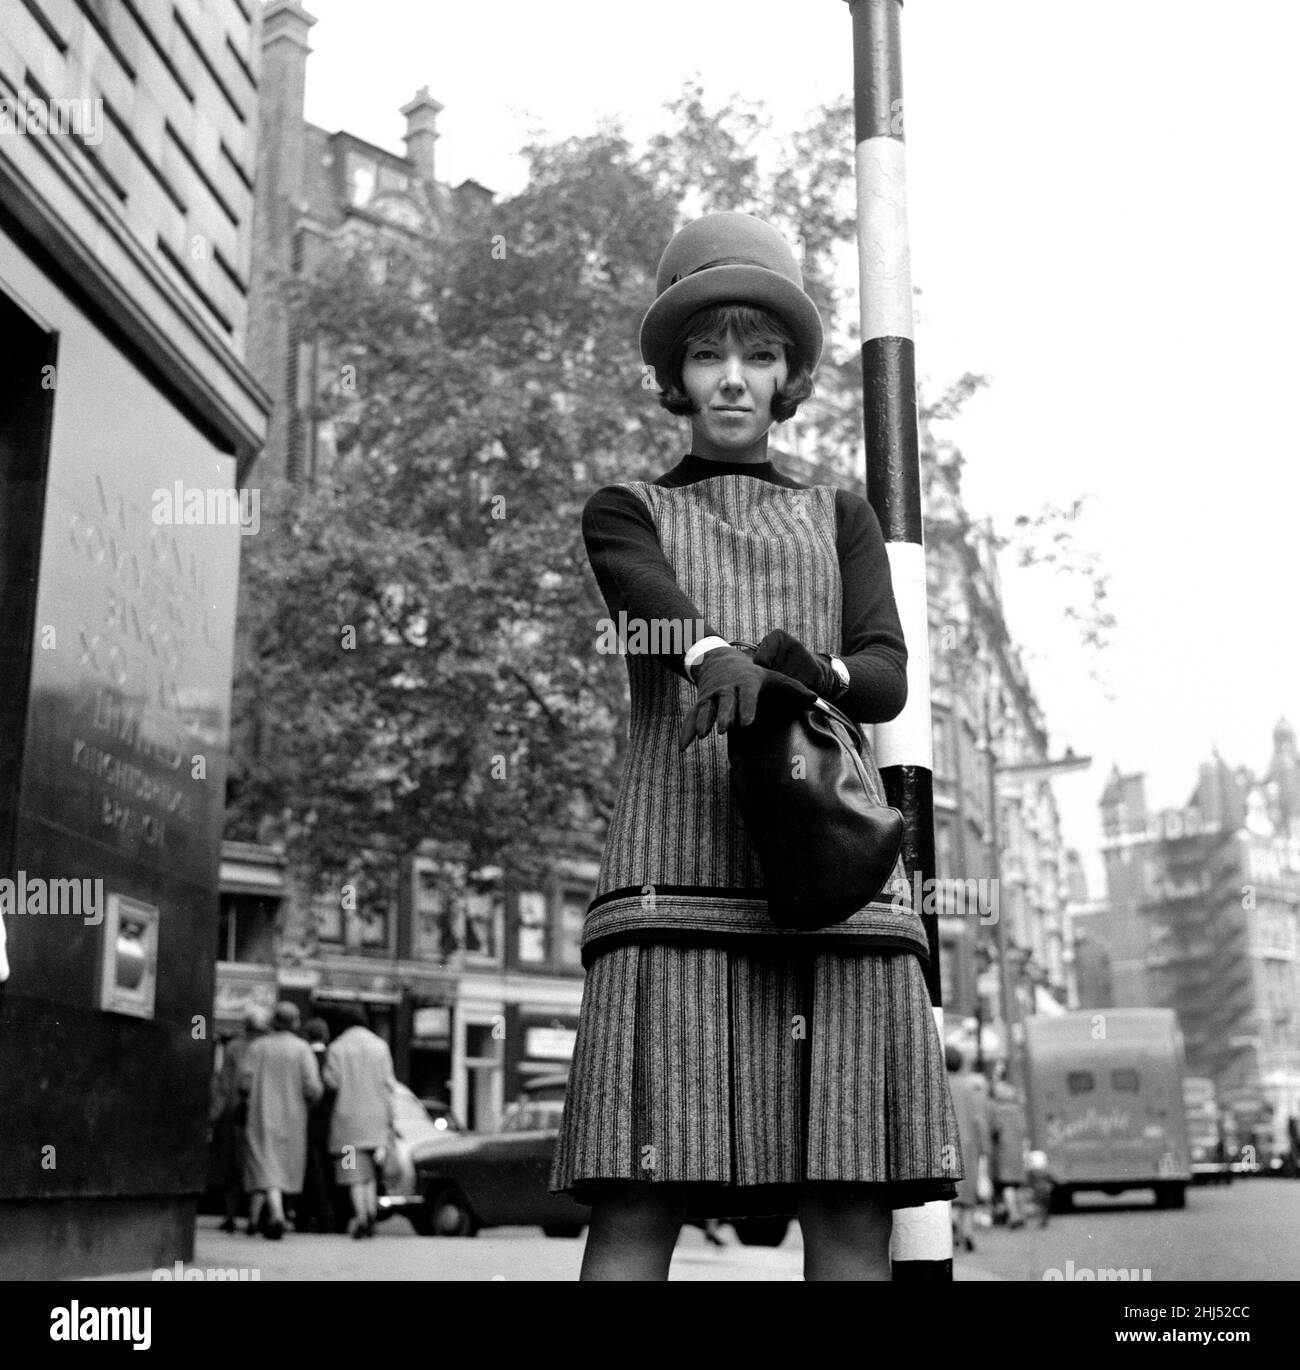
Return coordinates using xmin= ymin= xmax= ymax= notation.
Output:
xmin=412 ymin=1075 xmax=587 ymax=1237
xmin=1184 ymin=1077 xmax=1233 ymax=1186
xmin=411 ymin=1074 xmax=791 ymax=1245
xmin=375 ymin=1083 xmax=466 ymax=1230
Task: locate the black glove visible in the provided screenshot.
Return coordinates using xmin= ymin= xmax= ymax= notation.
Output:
xmin=751 ymin=628 xmax=837 ymax=698
xmin=679 ymin=646 xmax=816 ymax=752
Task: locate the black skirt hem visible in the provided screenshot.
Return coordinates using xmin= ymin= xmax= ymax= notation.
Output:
xmin=554 ymin=1177 xmax=959 ymax=1219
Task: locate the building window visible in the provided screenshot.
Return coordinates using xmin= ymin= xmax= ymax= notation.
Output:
xmin=517 ymin=890 xmax=550 ymax=964
xmin=313 ymin=883 xmax=344 ymax=944
xmin=1067 ymin=1070 xmax=1095 ymax=1096
xmin=345 ymin=152 xmax=376 ymax=206
xmin=933 ymin=713 xmax=954 ymax=782
xmin=413 ymin=863 xmax=456 ymax=963
xmin=312 ymin=862 xmax=393 ymax=953
xmin=217 ymin=894 xmax=278 ymax=964
xmin=557 ymin=889 xmax=586 ymax=968
xmin=935 ymin=819 xmax=956 ymax=879
xmin=463 ymin=875 xmax=502 ymax=965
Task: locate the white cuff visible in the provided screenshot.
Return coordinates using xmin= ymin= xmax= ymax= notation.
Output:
xmin=683 ymin=635 xmax=732 ymax=676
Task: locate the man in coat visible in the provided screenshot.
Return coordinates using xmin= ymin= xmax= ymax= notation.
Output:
xmin=238 ymin=1001 xmax=323 ymax=1239
xmin=322 ymin=1004 xmax=395 ymax=1238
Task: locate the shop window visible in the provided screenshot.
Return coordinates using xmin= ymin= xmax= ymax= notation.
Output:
xmin=517 ymin=890 xmax=550 ymax=964
xmin=558 ymin=889 xmax=586 ymax=968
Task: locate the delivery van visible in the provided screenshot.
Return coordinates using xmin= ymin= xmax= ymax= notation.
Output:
xmin=1024 ymin=1008 xmax=1192 ymax=1211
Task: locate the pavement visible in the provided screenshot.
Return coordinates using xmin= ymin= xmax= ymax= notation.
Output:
xmin=87 ymin=1214 xmax=1005 ymax=1281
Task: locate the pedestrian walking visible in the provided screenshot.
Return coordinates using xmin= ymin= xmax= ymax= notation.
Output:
xmin=238 ymin=1001 xmax=323 ymax=1240
xmin=549 ymin=212 xmax=962 ymax=1281
xmin=297 ymin=1017 xmax=338 ymax=1233
xmin=212 ymin=1007 xmax=269 ymax=1232
xmin=322 ymin=1004 xmax=395 ymax=1239
xmin=945 ymin=1045 xmax=989 ymax=1253
xmin=990 ymin=1076 xmax=1028 ymax=1228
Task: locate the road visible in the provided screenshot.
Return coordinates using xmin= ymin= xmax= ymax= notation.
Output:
xmin=961 ymin=1178 xmax=1300 ymax=1282
xmin=90 ymin=1179 xmax=1298 ymax=1281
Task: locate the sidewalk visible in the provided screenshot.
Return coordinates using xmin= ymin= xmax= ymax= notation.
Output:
xmin=85 ymin=1216 xmax=1005 ymax=1281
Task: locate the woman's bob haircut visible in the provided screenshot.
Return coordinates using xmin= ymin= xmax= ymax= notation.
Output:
xmin=657 ymin=303 xmax=816 ymax=423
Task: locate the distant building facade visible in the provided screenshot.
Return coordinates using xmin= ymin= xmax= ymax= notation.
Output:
xmin=1090 ymin=723 xmax=1300 ymax=1138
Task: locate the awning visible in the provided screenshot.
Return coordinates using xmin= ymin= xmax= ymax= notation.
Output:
xmin=219 ymin=847 xmax=286 ymax=898
xmin=312 ymin=987 xmax=401 ymax=1006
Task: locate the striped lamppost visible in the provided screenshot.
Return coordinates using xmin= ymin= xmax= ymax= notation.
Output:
xmin=843 ymin=0 xmax=950 ymax=1279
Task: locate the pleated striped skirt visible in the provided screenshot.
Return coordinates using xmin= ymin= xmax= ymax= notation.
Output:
xmin=549 ymin=940 xmax=963 ymax=1220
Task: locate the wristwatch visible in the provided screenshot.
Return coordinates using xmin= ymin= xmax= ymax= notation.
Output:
xmin=827 ymin=656 xmax=850 ymax=699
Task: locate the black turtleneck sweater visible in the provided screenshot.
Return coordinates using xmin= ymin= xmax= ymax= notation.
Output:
xmin=581 ymin=453 xmax=908 ymax=724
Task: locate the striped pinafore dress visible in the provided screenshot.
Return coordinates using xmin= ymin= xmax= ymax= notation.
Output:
xmin=549 ymin=454 xmax=961 ymax=1219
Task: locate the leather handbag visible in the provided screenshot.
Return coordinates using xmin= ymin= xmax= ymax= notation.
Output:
xmin=725 ymin=641 xmax=905 ymax=931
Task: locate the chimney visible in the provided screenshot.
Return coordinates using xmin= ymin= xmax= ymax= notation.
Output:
xmin=401 ymin=86 xmax=444 ymax=186
xmin=256 ymin=3 xmax=316 ymax=227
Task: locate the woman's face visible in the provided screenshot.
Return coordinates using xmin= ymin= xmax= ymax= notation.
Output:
xmin=680 ymin=326 xmax=789 ymax=456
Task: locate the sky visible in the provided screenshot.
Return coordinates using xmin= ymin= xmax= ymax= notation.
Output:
xmin=298 ymin=0 xmax=1298 ymax=896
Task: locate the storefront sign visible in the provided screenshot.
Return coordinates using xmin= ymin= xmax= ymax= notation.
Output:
xmin=214 ymin=966 xmax=277 ymax=1023
xmin=413 ymin=1006 xmax=451 ymax=1040
xmin=524 ymin=1025 xmax=577 ymax=1061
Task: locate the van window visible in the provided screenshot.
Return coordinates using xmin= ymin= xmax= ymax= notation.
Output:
xmin=1111 ymin=1069 xmax=1139 ymax=1092
xmin=1067 ymin=1071 xmax=1095 ymax=1096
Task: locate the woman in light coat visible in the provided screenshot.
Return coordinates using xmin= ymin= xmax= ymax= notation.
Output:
xmin=239 ymin=1001 xmax=323 ymax=1239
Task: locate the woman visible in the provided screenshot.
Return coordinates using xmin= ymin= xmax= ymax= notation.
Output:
xmin=990 ymin=1072 xmax=1028 ymax=1228
xmin=549 ymin=212 xmax=961 ymax=1280
xmin=322 ymin=1004 xmax=395 ymax=1239
xmin=238 ymin=1001 xmax=323 ymax=1240
xmin=945 ymin=1045 xmax=989 ymax=1252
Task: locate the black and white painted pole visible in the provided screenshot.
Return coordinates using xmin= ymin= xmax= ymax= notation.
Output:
xmin=844 ymin=0 xmax=952 ymax=1280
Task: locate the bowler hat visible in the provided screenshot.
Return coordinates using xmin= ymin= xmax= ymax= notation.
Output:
xmin=639 ymin=212 xmax=824 ymax=384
